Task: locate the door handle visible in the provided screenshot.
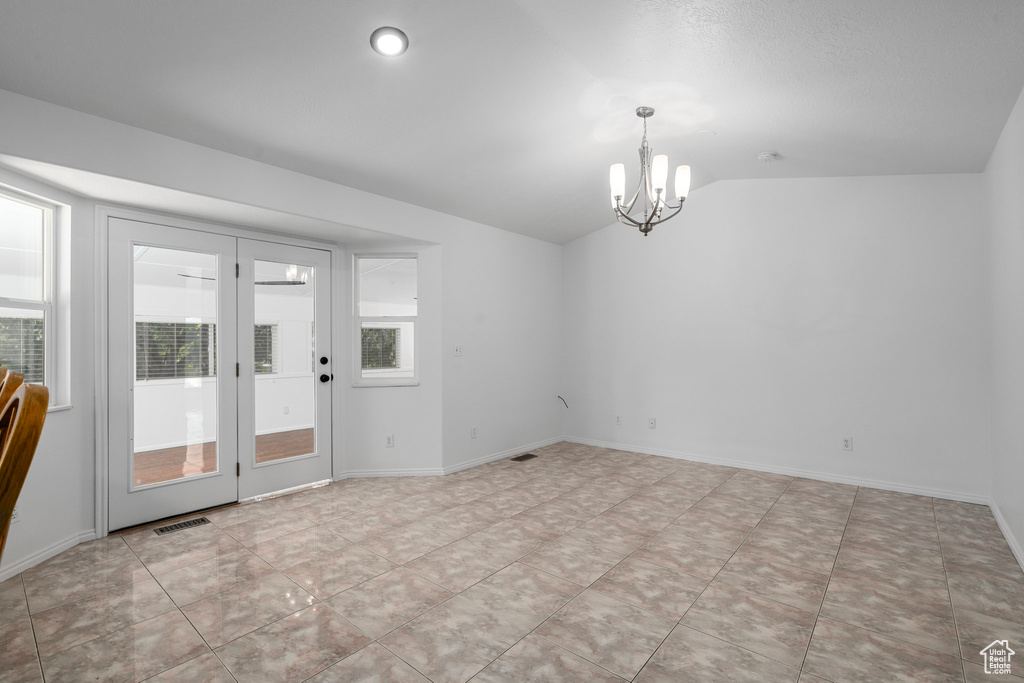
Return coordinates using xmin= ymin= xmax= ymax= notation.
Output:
xmin=319 ymin=374 xmax=330 ymax=383
xmin=320 ymin=356 xmax=329 ymax=365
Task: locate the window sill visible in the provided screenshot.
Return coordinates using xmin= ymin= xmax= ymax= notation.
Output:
xmin=47 ymin=403 xmax=73 ymax=413
xmin=352 ymin=380 xmax=420 ymax=388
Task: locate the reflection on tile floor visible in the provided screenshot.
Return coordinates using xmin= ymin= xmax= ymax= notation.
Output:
xmin=2 ymin=442 xmax=1023 ymax=681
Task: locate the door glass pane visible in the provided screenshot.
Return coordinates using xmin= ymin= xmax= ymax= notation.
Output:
xmin=132 ymin=246 xmax=218 ymax=487
xmin=254 ymin=260 xmax=315 ymax=463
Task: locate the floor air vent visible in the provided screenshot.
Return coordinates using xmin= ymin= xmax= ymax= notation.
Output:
xmin=511 ymin=453 xmax=538 ymax=462
xmin=154 ymin=517 xmax=210 ymax=536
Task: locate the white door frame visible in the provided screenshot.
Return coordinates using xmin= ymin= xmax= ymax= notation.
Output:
xmin=95 ymin=206 xmax=343 ymax=535
xmin=107 ymin=219 xmax=239 ymax=530
xmin=237 ymin=239 xmax=333 ymax=500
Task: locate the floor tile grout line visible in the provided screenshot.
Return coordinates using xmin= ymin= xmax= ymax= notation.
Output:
xmin=317 ymin=456 xmax=694 ymax=681
xmin=666 ymin=474 xmax=840 ymax=675
xmin=797 ymin=481 xmax=858 ymax=675
xmin=933 ymin=496 xmax=971 ymax=681
xmin=633 ymin=472 xmax=799 ymax=672
xmin=17 ymin=445 xmax=1015 ymax=682
xmin=803 ymin=493 xmax=973 ymax=679
xmin=21 ymin=572 xmax=48 ymax=683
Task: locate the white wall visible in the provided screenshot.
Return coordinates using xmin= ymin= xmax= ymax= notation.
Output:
xmin=343 ymin=243 xmax=445 ymax=476
xmin=0 ymin=169 xmax=96 ymax=575
xmin=440 ymin=224 xmax=564 ymax=471
xmin=986 ymin=83 xmax=1024 ymax=563
xmin=562 ymin=173 xmax=993 ymax=500
xmin=0 ymin=89 xmax=563 ymax=577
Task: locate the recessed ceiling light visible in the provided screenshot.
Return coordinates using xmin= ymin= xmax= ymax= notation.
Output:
xmin=370 ymin=26 xmax=409 ymax=57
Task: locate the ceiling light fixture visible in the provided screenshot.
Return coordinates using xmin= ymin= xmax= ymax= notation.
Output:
xmin=610 ymin=107 xmax=690 ymax=237
xmin=370 ymin=26 xmax=409 ymax=57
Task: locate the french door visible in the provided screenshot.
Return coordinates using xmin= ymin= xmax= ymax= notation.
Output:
xmin=107 ymin=218 xmax=333 ymax=531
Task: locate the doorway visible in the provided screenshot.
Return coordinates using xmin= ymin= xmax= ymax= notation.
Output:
xmin=107 ymin=217 xmax=333 ymax=530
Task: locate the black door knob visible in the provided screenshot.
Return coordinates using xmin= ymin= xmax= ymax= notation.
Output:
xmin=320 ymin=356 xmax=328 ymax=365
xmin=319 ymin=374 xmax=330 ymax=383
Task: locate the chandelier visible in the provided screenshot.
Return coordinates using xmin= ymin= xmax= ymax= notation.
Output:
xmin=609 ymin=106 xmax=691 ymax=236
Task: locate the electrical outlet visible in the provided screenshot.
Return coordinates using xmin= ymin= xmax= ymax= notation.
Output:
xmin=385 ymin=433 xmax=395 ymax=448
xmin=648 ymin=417 xmax=657 ymax=429
xmin=842 ymin=436 xmax=853 ymax=451
xmin=616 ymin=416 xmax=621 ymax=425
xmin=454 ymin=344 xmax=464 ymax=357
xmin=471 ymin=426 xmax=478 ymax=439
xmin=11 ymin=506 xmax=19 ymax=523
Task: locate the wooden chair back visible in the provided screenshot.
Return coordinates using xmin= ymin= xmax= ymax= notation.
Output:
xmin=0 ymin=367 xmax=49 ymax=563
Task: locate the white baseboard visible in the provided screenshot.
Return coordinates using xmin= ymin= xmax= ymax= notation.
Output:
xmin=337 ymin=437 xmax=562 ymax=480
xmin=240 ymin=478 xmax=332 ymax=504
xmin=340 ymin=467 xmax=445 ymax=479
xmin=565 ymin=436 xmax=992 ymax=505
xmin=442 ymin=436 xmax=563 ymax=475
xmin=990 ymin=501 xmax=1024 ymax=574
xmin=0 ymin=529 xmax=97 ymax=582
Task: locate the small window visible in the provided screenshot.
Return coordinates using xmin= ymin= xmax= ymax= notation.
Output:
xmin=254 ymin=324 xmax=278 ymax=374
xmin=135 ymin=322 xmax=217 ymax=381
xmin=355 ymin=256 xmax=416 ymax=384
xmin=0 ymin=190 xmax=52 ymax=389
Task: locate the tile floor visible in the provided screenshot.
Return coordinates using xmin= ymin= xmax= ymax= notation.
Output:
xmin=2 ymin=442 xmax=1023 ymax=682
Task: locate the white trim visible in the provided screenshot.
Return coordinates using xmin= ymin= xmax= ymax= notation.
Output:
xmin=335 ymin=436 xmax=564 ymax=479
xmin=330 ymin=243 xmax=347 ymax=483
xmin=564 ymin=436 xmax=992 ymax=505
xmin=94 ymin=205 xmax=342 ymax=537
xmin=239 ymin=478 xmax=331 ymax=504
xmin=442 ymin=436 xmax=564 ymax=475
xmin=341 ymin=468 xmax=445 ymax=479
xmin=0 ymin=529 xmax=97 ymax=582
xmin=990 ymin=501 xmax=1024 ymax=574
xmin=94 ymin=205 xmax=109 ymax=538
xmin=95 ymin=204 xmax=339 ymax=250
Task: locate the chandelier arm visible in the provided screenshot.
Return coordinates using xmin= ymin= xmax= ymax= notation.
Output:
xmin=619 ymin=183 xmax=643 ymax=214
xmin=614 ymin=210 xmax=646 ymax=229
xmin=643 ymin=200 xmax=685 ymax=227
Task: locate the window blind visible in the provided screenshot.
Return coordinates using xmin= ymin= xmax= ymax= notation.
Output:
xmin=135 ymin=322 xmax=216 ymax=380
xmin=254 ymin=324 xmax=278 ymax=374
xmin=0 ymin=315 xmax=45 ymax=383
xmin=361 ymin=327 xmax=400 ymax=369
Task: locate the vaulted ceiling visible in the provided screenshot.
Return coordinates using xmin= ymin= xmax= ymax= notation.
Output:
xmin=2 ymin=1 xmax=1023 ymax=244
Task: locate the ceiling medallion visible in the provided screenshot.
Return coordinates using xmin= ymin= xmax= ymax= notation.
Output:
xmin=609 ymin=106 xmax=690 ymax=236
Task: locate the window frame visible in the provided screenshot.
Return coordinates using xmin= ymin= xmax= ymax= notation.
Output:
xmin=353 ymin=254 xmax=418 ymax=387
xmin=0 ymin=187 xmax=56 ymax=399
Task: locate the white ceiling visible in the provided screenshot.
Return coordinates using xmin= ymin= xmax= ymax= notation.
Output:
xmin=1 ymin=1 xmax=1023 ymax=245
